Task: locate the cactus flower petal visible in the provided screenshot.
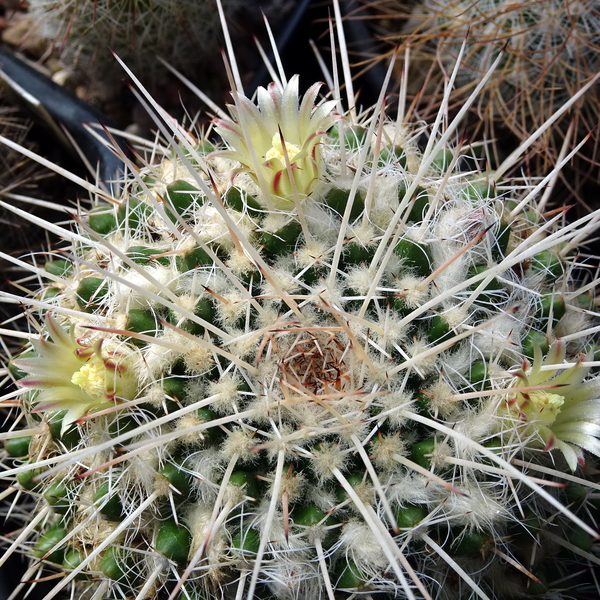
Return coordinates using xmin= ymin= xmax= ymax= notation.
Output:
xmin=214 ymin=75 xmax=337 ymax=209
xmin=15 ymin=316 xmax=138 ymax=431
xmin=505 ymin=341 xmax=600 ymax=471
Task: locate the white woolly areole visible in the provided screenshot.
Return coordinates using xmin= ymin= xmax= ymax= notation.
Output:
xmin=227 ymin=329 xmax=261 ymax=360
xmin=207 ymin=376 xmax=245 ymax=413
xmin=245 ymin=392 xmax=279 ymax=425
xmin=116 ymin=265 xmax=177 ymax=310
xmin=183 ymin=342 xmax=213 ymax=375
xmin=266 ymin=424 xmax=305 ymax=462
xmin=454 ymin=397 xmax=504 ymax=459
xmin=168 ymin=295 xmax=204 ymax=330
xmin=185 ymin=448 xmax=223 ymax=501
xmin=186 ymin=503 xmax=222 ymax=556
xmin=156 ymin=157 xmax=208 ymax=188
xmin=405 ymin=338 xmax=439 ymax=375
xmin=473 ymin=309 xmax=524 ymax=362
xmin=308 ymin=277 xmax=344 ymax=308
xmin=374 ymin=312 xmax=409 ymax=351
xmin=440 ymin=303 xmax=470 ymax=331
xmin=215 ymin=290 xmax=250 ymax=323
xmin=227 ymin=247 xmax=256 ymax=275
xmin=380 ymin=390 xmax=414 ymax=427
xmin=140 ymin=330 xmax=184 ymax=380
xmin=221 ymin=428 xmax=258 ymax=462
xmin=346 ymin=266 xmax=375 ymax=295
xmin=172 ymin=413 xmax=213 ymax=446
xmin=122 ymin=451 xmax=159 ymax=499
xmin=270 ymin=467 xmax=306 ymax=504
xmin=388 ymin=472 xmax=435 ymax=506
xmin=429 ymin=258 xmax=468 ymax=298
xmin=191 ymin=205 xmax=233 ymax=248
xmin=261 ymin=264 xmax=301 ymax=296
xmin=439 ymin=484 xmax=507 ymax=531
xmin=262 ymin=560 xmax=321 ymax=600
xmin=310 ymin=442 xmax=347 ymax=481
xmin=395 ymin=275 xmax=429 ymax=308
xmin=555 ymin=308 xmax=590 ymax=341
xmin=430 ymin=440 xmax=453 ymax=470
xmin=426 ymin=379 xmax=460 ymax=419
xmin=262 ymin=212 xmax=295 ymax=236
xmin=348 ymin=221 xmax=378 ymax=247
xmin=295 ymin=240 xmax=329 ymax=268
xmin=370 ymin=433 xmax=407 ymax=469
xmin=341 ymin=520 xmax=389 ymax=569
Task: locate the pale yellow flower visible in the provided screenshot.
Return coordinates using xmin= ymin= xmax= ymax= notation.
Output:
xmin=214 ymin=75 xmax=337 ymax=209
xmin=15 ymin=316 xmax=138 ymax=432
xmin=505 ymin=341 xmax=600 ymax=471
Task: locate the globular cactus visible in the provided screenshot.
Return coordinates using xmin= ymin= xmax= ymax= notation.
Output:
xmin=1 ymin=5 xmax=600 ymax=600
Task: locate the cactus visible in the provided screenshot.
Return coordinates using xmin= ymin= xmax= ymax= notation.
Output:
xmin=1 ymin=3 xmax=600 ymax=599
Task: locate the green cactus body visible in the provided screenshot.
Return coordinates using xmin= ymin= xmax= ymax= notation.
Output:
xmin=1 ymin=6 xmax=600 ymax=600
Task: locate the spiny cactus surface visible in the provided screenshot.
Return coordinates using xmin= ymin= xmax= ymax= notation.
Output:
xmin=1 ymin=6 xmax=600 ymax=600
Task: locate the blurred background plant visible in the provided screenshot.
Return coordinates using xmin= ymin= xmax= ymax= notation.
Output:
xmin=28 ymin=0 xmax=244 ymax=88
xmin=0 ymin=93 xmax=57 ymax=327
xmin=2 ymin=0 xmax=300 ymax=131
xmin=353 ymin=0 xmax=600 ymax=210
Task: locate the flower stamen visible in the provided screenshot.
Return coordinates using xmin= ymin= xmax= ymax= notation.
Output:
xmin=265 ymin=134 xmax=302 ymax=164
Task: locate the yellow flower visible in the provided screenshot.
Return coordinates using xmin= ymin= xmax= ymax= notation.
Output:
xmin=15 ymin=316 xmax=138 ymax=432
xmin=505 ymin=341 xmax=600 ymax=471
xmin=214 ymin=75 xmax=337 ymax=209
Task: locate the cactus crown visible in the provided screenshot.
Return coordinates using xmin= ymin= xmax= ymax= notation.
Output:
xmin=1 ymin=2 xmax=600 ymax=600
